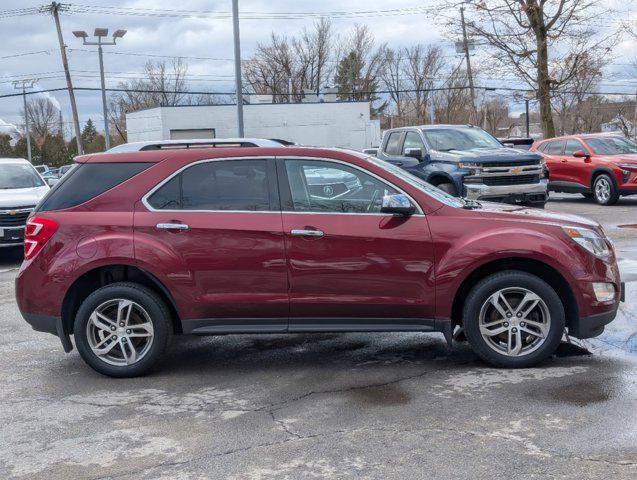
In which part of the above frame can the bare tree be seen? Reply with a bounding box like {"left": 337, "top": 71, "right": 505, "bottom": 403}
{"left": 293, "top": 18, "right": 334, "bottom": 94}
{"left": 244, "top": 33, "right": 296, "bottom": 102}
{"left": 23, "top": 97, "right": 59, "bottom": 144}
{"left": 433, "top": 64, "right": 474, "bottom": 125}
{"left": 401, "top": 45, "right": 445, "bottom": 123}
{"left": 451, "top": 0, "right": 616, "bottom": 138}
{"left": 108, "top": 58, "right": 190, "bottom": 142}
{"left": 381, "top": 48, "right": 406, "bottom": 121}
{"left": 481, "top": 97, "right": 510, "bottom": 135}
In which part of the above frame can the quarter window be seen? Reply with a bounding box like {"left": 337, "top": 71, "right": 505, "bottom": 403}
{"left": 284, "top": 159, "right": 399, "bottom": 213}
{"left": 545, "top": 140, "right": 565, "bottom": 155}
{"left": 147, "top": 160, "right": 271, "bottom": 211}
{"left": 384, "top": 132, "right": 403, "bottom": 155}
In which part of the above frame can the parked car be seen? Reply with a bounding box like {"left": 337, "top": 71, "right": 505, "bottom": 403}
{"left": 531, "top": 134, "right": 637, "bottom": 205}
{"left": 377, "top": 125, "right": 548, "bottom": 208}
{"left": 16, "top": 146, "right": 623, "bottom": 376}
{"left": 34, "top": 165, "right": 51, "bottom": 175}
{"left": 362, "top": 147, "right": 378, "bottom": 156}
{"left": 41, "top": 169, "right": 60, "bottom": 187}
{"left": 57, "top": 164, "right": 74, "bottom": 177}
{"left": 0, "top": 158, "right": 49, "bottom": 249}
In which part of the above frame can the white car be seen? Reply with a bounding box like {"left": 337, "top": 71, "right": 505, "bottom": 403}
{"left": 0, "top": 158, "right": 50, "bottom": 248}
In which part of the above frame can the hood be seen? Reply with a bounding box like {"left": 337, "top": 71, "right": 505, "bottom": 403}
{"left": 475, "top": 201, "right": 600, "bottom": 230}
{"left": 0, "top": 185, "right": 49, "bottom": 209}
{"left": 608, "top": 153, "right": 637, "bottom": 165}
{"left": 430, "top": 147, "right": 542, "bottom": 164}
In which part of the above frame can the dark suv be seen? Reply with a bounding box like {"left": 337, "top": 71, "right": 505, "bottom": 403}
{"left": 16, "top": 147, "right": 622, "bottom": 376}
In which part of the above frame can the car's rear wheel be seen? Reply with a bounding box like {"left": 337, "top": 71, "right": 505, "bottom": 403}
{"left": 463, "top": 271, "right": 565, "bottom": 368}
{"left": 74, "top": 282, "right": 172, "bottom": 377}
{"left": 592, "top": 174, "right": 619, "bottom": 205}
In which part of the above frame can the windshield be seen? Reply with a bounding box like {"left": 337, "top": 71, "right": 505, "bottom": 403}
{"left": 423, "top": 127, "right": 502, "bottom": 151}
{"left": 0, "top": 163, "right": 45, "bottom": 189}
{"left": 586, "top": 137, "right": 637, "bottom": 155}
{"left": 358, "top": 153, "right": 465, "bottom": 208}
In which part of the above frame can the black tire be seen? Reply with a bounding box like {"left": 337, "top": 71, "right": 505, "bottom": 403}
{"left": 73, "top": 282, "right": 172, "bottom": 377}
{"left": 436, "top": 182, "right": 458, "bottom": 196}
{"left": 462, "top": 271, "right": 565, "bottom": 368}
{"left": 592, "top": 174, "right": 619, "bottom": 205}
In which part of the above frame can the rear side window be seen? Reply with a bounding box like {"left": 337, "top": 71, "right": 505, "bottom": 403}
{"left": 384, "top": 132, "right": 403, "bottom": 155}
{"left": 37, "top": 163, "right": 152, "bottom": 212}
{"left": 147, "top": 159, "right": 271, "bottom": 211}
{"left": 564, "top": 139, "right": 585, "bottom": 155}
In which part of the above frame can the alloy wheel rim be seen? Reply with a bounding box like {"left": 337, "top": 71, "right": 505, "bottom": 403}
{"left": 478, "top": 287, "right": 551, "bottom": 357}
{"left": 86, "top": 299, "right": 154, "bottom": 366}
{"left": 595, "top": 178, "right": 610, "bottom": 202}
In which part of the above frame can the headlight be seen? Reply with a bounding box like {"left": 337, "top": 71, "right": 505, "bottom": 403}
{"left": 617, "top": 163, "right": 637, "bottom": 171}
{"left": 562, "top": 226, "right": 610, "bottom": 257}
{"left": 458, "top": 162, "right": 481, "bottom": 169}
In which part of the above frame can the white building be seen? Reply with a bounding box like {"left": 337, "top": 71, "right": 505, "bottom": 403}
{"left": 125, "top": 101, "right": 381, "bottom": 150}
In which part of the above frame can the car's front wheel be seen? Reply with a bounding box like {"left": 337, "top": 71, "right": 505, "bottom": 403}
{"left": 74, "top": 282, "right": 172, "bottom": 377}
{"left": 463, "top": 271, "right": 565, "bottom": 368}
{"left": 592, "top": 174, "right": 619, "bottom": 205}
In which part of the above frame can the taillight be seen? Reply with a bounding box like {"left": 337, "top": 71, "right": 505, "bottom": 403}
{"left": 24, "top": 217, "right": 58, "bottom": 260}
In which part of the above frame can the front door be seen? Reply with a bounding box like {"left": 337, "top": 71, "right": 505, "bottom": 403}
{"left": 278, "top": 157, "right": 436, "bottom": 331}
{"left": 135, "top": 158, "right": 288, "bottom": 332}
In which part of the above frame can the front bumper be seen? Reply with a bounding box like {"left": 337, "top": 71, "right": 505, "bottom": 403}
{"left": 570, "top": 281, "right": 625, "bottom": 339}
{"left": 465, "top": 179, "right": 549, "bottom": 204}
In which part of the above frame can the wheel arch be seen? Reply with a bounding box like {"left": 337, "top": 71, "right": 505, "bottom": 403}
{"left": 590, "top": 167, "right": 617, "bottom": 190}
{"left": 61, "top": 264, "right": 182, "bottom": 336}
{"left": 450, "top": 257, "right": 578, "bottom": 333}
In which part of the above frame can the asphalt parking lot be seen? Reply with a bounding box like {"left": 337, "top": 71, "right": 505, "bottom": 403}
{"left": 1, "top": 194, "right": 636, "bottom": 479}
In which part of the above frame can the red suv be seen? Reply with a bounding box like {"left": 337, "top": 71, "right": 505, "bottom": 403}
{"left": 531, "top": 134, "right": 637, "bottom": 205}
{"left": 16, "top": 147, "right": 623, "bottom": 376}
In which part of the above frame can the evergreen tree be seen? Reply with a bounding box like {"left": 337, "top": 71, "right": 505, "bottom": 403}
{"left": 40, "top": 134, "right": 72, "bottom": 167}
{"left": 13, "top": 137, "right": 40, "bottom": 163}
{"left": 0, "top": 134, "right": 14, "bottom": 157}
{"left": 81, "top": 119, "right": 98, "bottom": 146}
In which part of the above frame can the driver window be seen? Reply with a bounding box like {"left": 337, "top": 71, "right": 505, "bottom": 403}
{"left": 564, "top": 139, "right": 585, "bottom": 156}
{"left": 402, "top": 131, "right": 425, "bottom": 154}
{"left": 284, "top": 159, "right": 399, "bottom": 213}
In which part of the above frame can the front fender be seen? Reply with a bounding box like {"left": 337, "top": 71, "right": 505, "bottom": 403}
{"left": 433, "top": 226, "right": 583, "bottom": 319}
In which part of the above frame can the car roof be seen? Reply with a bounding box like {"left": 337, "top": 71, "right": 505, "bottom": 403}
{"left": 0, "top": 157, "right": 30, "bottom": 164}
{"left": 386, "top": 124, "right": 480, "bottom": 132}
{"left": 76, "top": 146, "right": 355, "bottom": 164}
{"left": 538, "top": 133, "right": 624, "bottom": 143}
{"left": 106, "top": 138, "right": 286, "bottom": 153}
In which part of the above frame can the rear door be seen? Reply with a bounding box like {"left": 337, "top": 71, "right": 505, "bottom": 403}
{"left": 277, "top": 156, "right": 436, "bottom": 330}
{"left": 134, "top": 158, "right": 289, "bottom": 332}
{"left": 379, "top": 131, "right": 408, "bottom": 166}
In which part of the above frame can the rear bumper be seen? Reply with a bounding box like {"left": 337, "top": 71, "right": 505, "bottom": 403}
{"left": 464, "top": 179, "right": 548, "bottom": 204}
{"left": 22, "top": 312, "right": 73, "bottom": 352}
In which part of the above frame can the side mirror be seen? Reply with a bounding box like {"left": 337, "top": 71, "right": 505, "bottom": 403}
{"left": 380, "top": 194, "right": 416, "bottom": 216}
{"left": 404, "top": 148, "right": 424, "bottom": 161}
{"left": 573, "top": 150, "right": 590, "bottom": 159}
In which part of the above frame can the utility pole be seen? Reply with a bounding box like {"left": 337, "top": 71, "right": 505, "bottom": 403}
{"left": 12, "top": 79, "right": 38, "bottom": 163}
{"left": 73, "top": 28, "right": 127, "bottom": 150}
{"left": 231, "top": 0, "right": 244, "bottom": 137}
{"left": 460, "top": 5, "right": 477, "bottom": 124}
{"left": 42, "top": 2, "right": 83, "bottom": 154}
{"left": 525, "top": 99, "right": 530, "bottom": 137}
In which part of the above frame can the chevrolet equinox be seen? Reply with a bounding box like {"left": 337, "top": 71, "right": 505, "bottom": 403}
{"left": 16, "top": 147, "right": 623, "bottom": 376}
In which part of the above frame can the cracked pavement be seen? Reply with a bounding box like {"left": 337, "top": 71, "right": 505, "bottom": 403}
{"left": 1, "top": 194, "right": 637, "bottom": 479}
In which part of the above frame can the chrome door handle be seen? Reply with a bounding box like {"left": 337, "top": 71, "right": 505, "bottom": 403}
{"left": 156, "top": 223, "right": 189, "bottom": 231}
{"left": 290, "top": 229, "right": 324, "bottom": 237}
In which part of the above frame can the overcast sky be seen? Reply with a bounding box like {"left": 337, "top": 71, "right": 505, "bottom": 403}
{"left": 0, "top": 0, "right": 635, "bottom": 138}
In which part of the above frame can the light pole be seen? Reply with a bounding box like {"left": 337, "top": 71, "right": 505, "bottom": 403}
{"left": 231, "top": 0, "right": 244, "bottom": 137}
{"left": 13, "top": 79, "right": 38, "bottom": 163}
{"left": 73, "top": 28, "right": 126, "bottom": 150}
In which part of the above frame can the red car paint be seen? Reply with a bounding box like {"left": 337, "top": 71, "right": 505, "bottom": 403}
{"left": 530, "top": 133, "right": 637, "bottom": 197}
{"left": 16, "top": 147, "right": 621, "bottom": 346}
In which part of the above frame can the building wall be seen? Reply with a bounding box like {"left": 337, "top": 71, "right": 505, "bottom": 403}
{"left": 126, "top": 102, "right": 381, "bottom": 149}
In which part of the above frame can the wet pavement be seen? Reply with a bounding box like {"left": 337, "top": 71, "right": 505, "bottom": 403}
{"left": 1, "top": 193, "right": 636, "bottom": 479}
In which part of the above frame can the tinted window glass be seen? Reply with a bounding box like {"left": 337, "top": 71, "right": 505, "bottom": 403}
{"left": 147, "top": 175, "right": 181, "bottom": 210}
{"left": 384, "top": 132, "right": 403, "bottom": 155}
{"left": 422, "top": 127, "right": 501, "bottom": 151}
{"left": 149, "top": 160, "right": 271, "bottom": 211}
{"left": 0, "top": 164, "right": 44, "bottom": 189}
{"left": 545, "top": 141, "right": 564, "bottom": 155}
{"left": 37, "top": 163, "right": 151, "bottom": 212}
{"left": 586, "top": 137, "right": 637, "bottom": 155}
{"left": 564, "top": 139, "right": 585, "bottom": 156}
{"left": 285, "top": 159, "right": 398, "bottom": 213}
{"left": 537, "top": 142, "right": 549, "bottom": 152}
{"left": 402, "top": 131, "right": 425, "bottom": 153}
